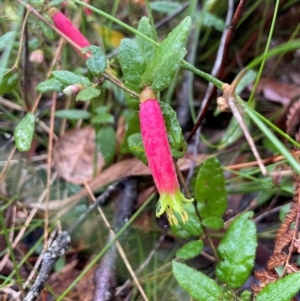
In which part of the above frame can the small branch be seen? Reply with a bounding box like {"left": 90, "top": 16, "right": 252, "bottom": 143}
{"left": 186, "top": 0, "right": 248, "bottom": 142}
{"left": 102, "top": 73, "right": 140, "bottom": 99}
{"left": 23, "top": 232, "right": 71, "bottom": 301}
{"left": 217, "top": 77, "right": 267, "bottom": 176}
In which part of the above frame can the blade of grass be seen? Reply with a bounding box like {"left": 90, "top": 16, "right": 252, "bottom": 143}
{"left": 248, "top": 0, "right": 280, "bottom": 105}
{"left": 244, "top": 100, "right": 300, "bottom": 174}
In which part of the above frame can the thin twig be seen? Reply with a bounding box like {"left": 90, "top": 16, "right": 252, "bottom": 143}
{"left": 43, "top": 92, "right": 56, "bottom": 247}
{"left": 186, "top": 0, "right": 248, "bottom": 142}
{"left": 218, "top": 77, "right": 267, "bottom": 175}
{"left": 102, "top": 73, "right": 140, "bottom": 99}
{"left": 83, "top": 182, "right": 149, "bottom": 301}
{"left": 186, "top": 0, "right": 234, "bottom": 185}
{"left": 23, "top": 229, "right": 58, "bottom": 290}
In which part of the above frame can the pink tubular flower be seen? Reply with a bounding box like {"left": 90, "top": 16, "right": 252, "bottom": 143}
{"left": 49, "top": 8, "right": 91, "bottom": 58}
{"left": 139, "top": 87, "right": 194, "bottom": 225}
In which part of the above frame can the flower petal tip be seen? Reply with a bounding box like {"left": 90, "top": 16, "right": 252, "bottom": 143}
{"left": 155, "top": 191, "right": 194, "bottom": 225}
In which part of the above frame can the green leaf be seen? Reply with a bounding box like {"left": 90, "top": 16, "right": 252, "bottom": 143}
{"left": 202, "top": 216, "right": 223, "bottom": 230}
{"left": 256, "top": 189, "right": 275, "bottom": 206}
{"left": 235, "top": 69, "right": 257, "bottom": 94}
{"left": 160, "top": 101, "right": 184, "bottom": 149}
{"left": 36, "top": 78, "right": 65, "bottom": 93}
{"left": 91, "top": 113, "right": 114, "bottom": 124}
{"left": 171, "top": 203, "right": 203, "bottom": 239}
{"left": 173, "top": 261, "right": 223, "bottom": 301}
{"left": 84, "top": 45, "right": 107, "bottom": 76}
{"left": 96, "top": 126, "right": 116, "bottom": 165}
{"left": 75, "top": 86, "right": 101, "bottom": 101}
{"left": 95, "top": 106, "right": 110, "bottom": 115}
{"left": 216, "top": 212, "right": 257, "bottom": 288}
{"left": 121, "top": 112, "right": 140, "bottom": 154}
{"left": 171, "top": 146, "right": 184, "bottom": 159}
{"left": 176, "top": 240, "right": 203, "bottom": 260}
{"left": 240, "top": 290, "right": 251, "bottom": 301}
{"left": 200, "top": 11, "right": 225, "bottom": 32}
{"left": 14, "top": 113, "right": 35, "bottom": 152}
{"left": 0, "top": 69, "right": 18, "bottom": 94}
{"left": 40, "top": 17, "right": 56, "bottom": 41}
{"left": 49, "top": 0, "right": 64, "bottom": 6}
{"left": 149, "top": 1, "right": 181, "bottom": 14}
{"left": 151, "top": 47, "right": 186, "bottom": 91}
{"left": 142, "top": 16, "right": 191, "bottom": 91}
{"left": 0, "top": 32, "right": 15, "bottom": 51}
{"left": 52, "top": 70, "right": 91, "bottom": 86}
{"left": 118, "top": 38, "right": 146, "bottom": 86}
{"left": 136, "top": 17, "right": 156, "bottom": 63}
{"left": 55, "top": 109, "right": 91, "bottom": 120}
{"left": 128, "top": 133, "right": 147, "bottom": 164}
{"left": 195, "top": 156, "right": 227, "bottom": 218}
{"left": 256, "top": 273, "right": 300, "bottom": 301}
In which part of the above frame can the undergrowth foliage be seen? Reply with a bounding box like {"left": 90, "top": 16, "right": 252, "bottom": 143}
{"left": 1, "top": 1, "right": 300, "bottom": 301}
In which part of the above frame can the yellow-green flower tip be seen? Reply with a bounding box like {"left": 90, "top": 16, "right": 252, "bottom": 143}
{"left": 156, "top": 190, "right": 194, "bottom": 225}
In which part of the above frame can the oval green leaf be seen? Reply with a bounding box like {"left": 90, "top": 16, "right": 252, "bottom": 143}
{"left": 195, "top": 156, "right": 227, "bottom": 218}
{"left": 202, "top": 216, "right": 224, "bottom": 230}
{"left": 55, "top": 109, "right": 91, "bottom": 120}
{"left": 216, "top": 212, "right": 257, "bottom": 288}
{"left": 141, "top": 16, "right": 191, "bottom": 91}
{"left": 0, "top": 69, "right": 18, "bottom": 94}
{"left": 176, "top": 240, "right": 204, "bottom": 260}
{"left": 96, "top": 126, "right": 116, "bottom": 165}
{"left": 0, "top": 32, "right": 15, "bottom": 51}
{"left": 76, "top": 86, "right": 101, "bottom": 101}
{"left": 52, "top": 70, "right": 91, "bottom": 86}
{"left": 128, "top": 133, "right": 147, "bottom": 164}
{"left": 14, "top": 113, "right": 35, "bottom": 152}
{"left": 149, "top": 1, "right": 181, "bottom": 14}
{"left": 256, "top": 273, "right": 300, "bottom": 301}
{"left": 136, "top": 17, "right": 156, "bottom": 63}
{"left": 160, "top": 101, "right": 184, "bottom": 150}
{"left": 91, "top": 113, "right": 114, "bottom": 124}
{"left": 120, "top": 112, "right": 140, "bottom": 154}
{"left": 36, "top": 78, "right": 65, "bottom": 93}
{"left": 84, "top": 45, "right": 107, "bottom": 76}
{"left": 172, "top": 261, "right": 223, "bottom": 301}
{"left": 118, "top": 38, "right": 146, "bottom": 86}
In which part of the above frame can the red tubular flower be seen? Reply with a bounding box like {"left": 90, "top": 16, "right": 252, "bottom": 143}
{"left": 139, "top": 87, "right": 194, "bottom": 225}
{"left": 49, "top": 8, "right": 91, "bottom": 58}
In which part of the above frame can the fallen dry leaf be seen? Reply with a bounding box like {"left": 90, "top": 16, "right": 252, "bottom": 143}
{"left": 53, "top": 127, "right": 105, "bottom": 184}
{"left": 254, "top": 78, "right": 300, "bottom": 105}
